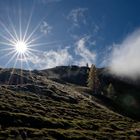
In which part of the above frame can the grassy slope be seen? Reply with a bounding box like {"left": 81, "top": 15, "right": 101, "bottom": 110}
{"left": 0, "top": 76, "right": 140, "bottom": 140}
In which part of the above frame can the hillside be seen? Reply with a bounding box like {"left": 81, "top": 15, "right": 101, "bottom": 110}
{"left": 41, "top": 66, "right": 140, "bottom": 119}
{"left": 0, "top": 66, "right": 140, "bottom": 139}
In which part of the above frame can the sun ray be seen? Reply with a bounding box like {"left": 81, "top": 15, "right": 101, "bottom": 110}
{"left": 27, "top": 41, "right": 61, "bottom": 48}
{"left": 4, "top": 52, "right": 18, "bottom": 68}
{"left": 20, "top": 55, "right": 23, "bottom": 85}
{"left": 0, "top": 48, "right": 15, "bottom": 52}
{"left": 0, "top": 20, "right": 17, "bottom": 43}
{"left": 0, "top": 51, "right": 18, "bottom": 75}
{"left": 25, "top": 34, "right": 45, "bottom": 45}
{"left": 7, "top": 12, "right": 19, "bottom": 41}
{"left": 25, "top": 22, "right": 42, "bottom": 43}
{"left": 25, "top": 50, "right": 38, "bottom": 58}
{"left": 23, "top": 2, "right": 35, "bottom": 42}
{"left": 27, "top": 39, "right": 70, "bottom": 48}
{"left": 18, "top": 1, "right": 22, "bottom": 41}
{"left": 27, "top": 48, "right": 42, "bottom": 53}
{"left": 7, "top": 53, "right": 19, "bottom": 85}
{"left": 0, "top": 41, "right": 16, "bottom": 47}
{"left": 0, "top": 50, "right": 16, "bottom": 60}
{"left": 25, "top": 15, "right": 47, "bottom": 43}
{"left": 23, "top": 53, "right": 38, "bottom": 89}
{"left": 0, "top": 33, "right": 16, "bottom": 44}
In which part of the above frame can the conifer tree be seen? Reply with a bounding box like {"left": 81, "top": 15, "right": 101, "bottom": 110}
{"left": 87, "top": 64, "right": 100, "bottom": 94}
{"left": 107, "top": 83, "right": 115, "bottom": 98}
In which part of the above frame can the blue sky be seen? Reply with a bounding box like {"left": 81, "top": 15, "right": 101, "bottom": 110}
{"left": 0, "top": 0, "right": 140, "bottom": 70}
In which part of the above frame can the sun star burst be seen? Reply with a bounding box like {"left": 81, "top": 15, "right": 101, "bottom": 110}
{"left": 0, "top": 4, "right": 57, "bottom": 84}
{"left": 15, "top": 41, "right": 28, "bottom": 54}
{"left": 0, "top": 0, "right": 64, "bottom": 87}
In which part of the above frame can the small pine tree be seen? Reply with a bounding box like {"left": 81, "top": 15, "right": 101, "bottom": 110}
{"left": 107, "top": 83, "right": 115, "bottom": 98}
{"left": 87, "top": 64, "right": 100, "bottom": 94}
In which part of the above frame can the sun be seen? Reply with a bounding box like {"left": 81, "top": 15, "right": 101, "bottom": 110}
{"left": 0, "top": 6, "right": 51, "bottom": 70}
{"left": 15, "top": 41, "right": 28, "bottom": 54}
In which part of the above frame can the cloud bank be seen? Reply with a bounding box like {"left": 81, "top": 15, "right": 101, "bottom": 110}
{"left": 109, "top": 29, "right": 140, "bottom": 79}
{"left": 30, "top": 48, "right": 73, "bottom": 69}
{"left": 29, "top": 36, "right": 96, "bottom": 69}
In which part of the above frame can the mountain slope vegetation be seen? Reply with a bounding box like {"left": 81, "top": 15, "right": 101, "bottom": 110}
{"left": 0, "top": 66, "right": 140, "bottom": 139}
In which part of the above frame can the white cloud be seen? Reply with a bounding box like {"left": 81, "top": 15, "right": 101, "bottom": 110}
{"left": 30, "top": 47, "right": 73, "bottom": 69}
{"left": 29, "top": 37, "right": 96, "bottom": 69}
{"left": 75, "top": 37, "right": 96, "bottom": 66}
{"left": 67, "top": 8, "right": 88, "bottom": 27}
{"left": 40, "top": 21, "right": 52, "bottom": 35}
{"left": 109, "top": 29, "right": 140, "bottom": 79}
